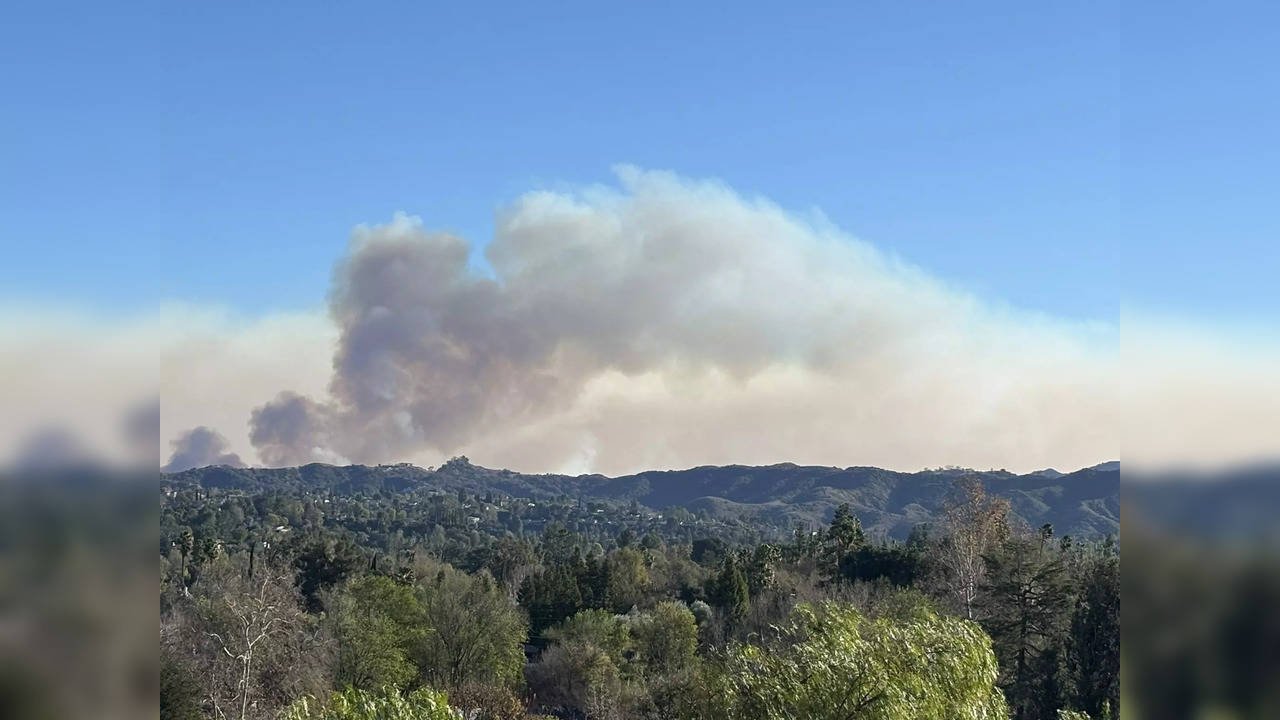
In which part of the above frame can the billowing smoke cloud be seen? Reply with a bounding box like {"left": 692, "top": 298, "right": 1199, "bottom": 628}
{"left": 2, "top": 171, "right": 1274, "bottom": 475}
{"left": 249, "top": 168, "right": 972, "bottom": 466}
{"left": 163, "top": 426, "right": 244, "bottom": 472}
{"left": 249, "top": 392, "right": 342, "bottom": 467}
{"left": 232, "top": 168, "right": 1278, "bottom": 475}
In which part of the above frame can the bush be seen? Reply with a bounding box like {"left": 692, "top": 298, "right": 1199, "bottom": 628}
{"left": 447, "top": 682, "right": 527, "bottom": 720}
{"left": 279, "top": 687, "right": 461, "bottom": 720}
{"left": 526, "top": 642, "right": 622, "bottom": 718}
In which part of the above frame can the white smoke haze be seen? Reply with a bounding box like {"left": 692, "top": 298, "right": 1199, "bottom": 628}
{"left": 224, "top": 167, "right": 1277, "bottom": 474}
{"left": 160, "top": 308, "right": 336, "bottom": 467}
{"left": 3, "top": 169, "right": 1274, "bottom": 475}
{"left": 0, "top": 308, "right": 165, "bottom": 469}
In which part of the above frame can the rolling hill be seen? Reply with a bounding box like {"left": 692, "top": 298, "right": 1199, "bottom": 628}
{"left": 165, "top": 458, "right": 1119, "bottom": 540}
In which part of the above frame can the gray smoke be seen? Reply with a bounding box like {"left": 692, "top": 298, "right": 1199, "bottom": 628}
{"left": 247, "top": 168, "right": 1000, "bottom": 467}
{"left": 164, "top": 426, "right": 244, "bottom": 472}
{"left": 249, "top": 392, "right": 338, "bottom": 467}
{"left": 239, "top": 167, "right": 1279, "bottom": 474}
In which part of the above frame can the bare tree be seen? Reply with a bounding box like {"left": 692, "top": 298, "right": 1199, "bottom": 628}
{"left": 170, "top": 559, "right": 327, "bottom": 720}
{"left": 937, "top": 476, "right": 1010, "bottom": 619}
{"left": 205, "top": 572, "right": 299, "bottom": 720}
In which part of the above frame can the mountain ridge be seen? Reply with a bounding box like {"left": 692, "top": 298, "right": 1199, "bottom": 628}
{"left": 164, "top": 459, "right": 1119, "bottom": 540}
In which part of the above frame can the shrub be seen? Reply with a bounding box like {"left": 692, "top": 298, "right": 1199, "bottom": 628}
{"left": 279, "top": 687, "right": 461, "bottom": 720}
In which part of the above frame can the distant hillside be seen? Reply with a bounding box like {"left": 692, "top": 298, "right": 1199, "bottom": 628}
{"left": 1124, "top": 462, "right": 1280, "bottom": 542}
{"left": 165, "top": 459, "right": 1120, "bottom": 540}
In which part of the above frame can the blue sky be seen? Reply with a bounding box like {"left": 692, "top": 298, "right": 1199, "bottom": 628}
{"left": 2, "top": 1, "right": 1277, "bottom": 323}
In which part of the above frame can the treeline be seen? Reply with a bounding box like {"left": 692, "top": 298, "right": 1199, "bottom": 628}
{"left": 160, "top": 477, "right": 1118, "bottom": 719}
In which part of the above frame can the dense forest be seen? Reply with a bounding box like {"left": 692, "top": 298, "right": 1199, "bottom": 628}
{"left": 167, "top": 458, "right": 1119, "bottom": 541}
{"left": 161, "top": 461, "right": 1119, "bottom": 720}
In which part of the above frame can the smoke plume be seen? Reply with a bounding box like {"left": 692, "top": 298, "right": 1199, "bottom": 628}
{"left": 223, "top": 168, "right": 1278, "bottom": 474}
{"left": 163, "top": 426, "right": 244, "bottom": 472}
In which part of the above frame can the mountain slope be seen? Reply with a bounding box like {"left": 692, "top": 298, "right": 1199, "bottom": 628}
{"left": 165, "top": 459, "right": 1119, "bottom": 540}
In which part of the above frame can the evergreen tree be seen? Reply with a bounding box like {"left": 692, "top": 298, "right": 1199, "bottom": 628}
{"left": 744, "top": 543, "right": 781, "bottom": 595}
{"left": 1067, "top": 545, "right": 1120, "bottom": 718}
{"left": 708, "top": 554, "right": 749, "bottom": 623}
{"left": 983, "top": 533, "right": 1071, "bottom": 720}
{"left": 178, "top": 528, "right": 194, "bottom": 585}
{"left": 821, "top": 503, "right": 866, "bottom": 582}
{"left": 520, "top": 565, "right": 584, "bottom": 638}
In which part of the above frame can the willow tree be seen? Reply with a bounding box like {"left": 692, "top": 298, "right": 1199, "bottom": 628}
{"left": 690, "top": 601, "right": 1008, "bottom": 720}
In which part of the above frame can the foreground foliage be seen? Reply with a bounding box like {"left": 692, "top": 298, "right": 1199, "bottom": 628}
{"left": 279, "top": 687, "right": 460, "bottom": 720}
{"left": 160, "top": 470, "right": 1118, "bottom": 719}
{"left": 689, "top": 602, "right": 1008, "bottom": 720}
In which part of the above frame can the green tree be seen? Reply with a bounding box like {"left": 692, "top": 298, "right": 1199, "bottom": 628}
{"left": 330, "top": 576, "right": 426, "bottom": 691}
{"left": 983, "top": 534, "right": 1070, "bottom": 720}
{"left": 480, "top": 537, "right": 535, "bottom": 598}
{"left": 547, "top": 609, "right": 630, "bottom": 665}
{"left": 295, "top": 538, "right": 365, "bottom": 612}
{"left": 689, "top": 602, "right": 1007, "bottom": 720}
{"left": 822, "top": 503, "right": 865, "bottom": 580}
{"left": 160, "top": 649, "right": 203, "bottom": 720}
{"left": 178, "top": 528, "right": 194, "bottom": 586}
{"left": 628, "top": 601, "right": 698, "bottom": 676}
{"left": 743, "top": 544, "right": 781, "bottom": 596}
{"left": 576, "top": 550, "right": 609, "bottom": 610}
{"left": 1067, "top": 547, "right": 1119, "bottom": 719}
{"left": 414, "top": 565, "right": 527, "bottom": 691}
{"left": 520, "top": 565, "right": 584, "bottom": 638}
{"left": 604, "top": 546, "right": 650, "bottom": 612}
{"left": 539, "top": 523, "right": 580, "bottom": 565}
{"left": 707, "top": 554, "right": 749, "bottom": 623}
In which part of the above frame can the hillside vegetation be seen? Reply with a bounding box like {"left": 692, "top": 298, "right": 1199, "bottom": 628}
{"left": 166, "top": 458, "right": 1118, "bottom": 540}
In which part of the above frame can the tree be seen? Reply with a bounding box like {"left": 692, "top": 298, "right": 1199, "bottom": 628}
{"left": 179, "top": 528, "right": 195, "bottom": 586}
{"left": 329, "top": 576, "right": 426, "bottom": 691}
{"left": 193, "top": 567, "right": 309, "bottom": 720}
{"left": 294, "top": 538, "right": 364, "bottom": 612}
{"left": 841, "top": 543, "right": 922, "bottom": 587}
{"left": 520, "top": 565, "right": 583, "bottom": 638}
{"left": 604, "top": 546, "right": 650, "bottom": 612}
{"left": 547, "top": 609, "right": 630, "bottom": 665}
{"left": 480, "top": 537, "right": 536, "bottom": 601}
{"left": 1030, "top": 642, "right": 1071, "bottom": 720}
{"left": 414, "top": 564, "right": 527, "bottom": 691}
{"left": 939, "top": 477, "right": 1010, "bottom": 619}
{"left": 707, "top": 554, "right": 749, "bottom": 624}
{"left": 526, "top": 641, "right": 622, "bottom": 719}
{"left": 822, "top": 504, "right": 865, "bottom": 580}
{"left": 628, "top": 601, "right": 698, "bottom": 676}
{"left": 539, "top": 523, "right": 580, "bottom": 565}
{"left": 983, "top": 533, "right": 1070, "bottom": 720}
{"left": 743, "top": 544, "right": 781, "bottom": 596}
{"left": 689, "top": 601, "right": 1007, "bottom": 720}
{"left": 691, "top": 537, "right": 729, "bottom": 565}
{"left": 1067, "top": 547, "right": 1119, "bottom": 719}
{"left": 576, "top": 550, "right": 609, "bottom": 610}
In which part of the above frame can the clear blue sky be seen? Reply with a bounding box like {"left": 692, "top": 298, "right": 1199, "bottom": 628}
{"left": 2, "top": 1, "right": 1277, "bottom": 323}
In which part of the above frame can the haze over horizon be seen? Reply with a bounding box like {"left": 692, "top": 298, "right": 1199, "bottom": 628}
{"left": 153, "top": 168, "right": 1278, "bottom": 474}
{"left": 2, "top": 3, "right": 1277, "bottom": 475}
